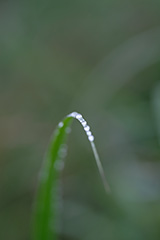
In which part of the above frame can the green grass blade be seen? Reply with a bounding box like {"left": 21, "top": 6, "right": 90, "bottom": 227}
{"left": 33, "top": 112, "right": 110, "bottom": 240}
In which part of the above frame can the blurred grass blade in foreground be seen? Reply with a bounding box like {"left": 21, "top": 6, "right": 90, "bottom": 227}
{"left": 33, "top": 112, "right": 110, "bottom": 240}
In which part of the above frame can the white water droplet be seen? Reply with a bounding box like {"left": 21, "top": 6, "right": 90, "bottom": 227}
{"left": 76, "top": 114, "right": 82, "bottom": 120}
{"left": 86, "top": 131, "right": 92, "bottom": 136}
{"left": 84, "top": 125, "right": 90, "bottom": 131}
{"left": 81, "top": 121, "right": 87, "bottom": 127}
{"left": 69, "top": 112, "right": 78, "bottom": 118}
{"left": 58, "top": 122, "right": 64, "bottom": 128}
{"left": 79, "top": 118, "right": 84, "bottom": 123}
{"left": 88, "top": 135, "right": 94, "bottom": 142}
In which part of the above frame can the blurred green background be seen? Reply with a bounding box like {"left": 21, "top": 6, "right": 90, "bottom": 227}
{"left": 1, "top": 0, "right": 160, "bottom": 239}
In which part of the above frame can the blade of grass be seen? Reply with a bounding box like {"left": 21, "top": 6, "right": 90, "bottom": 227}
{"left": 32, "top": 112, "right": 110, "bottom": 240}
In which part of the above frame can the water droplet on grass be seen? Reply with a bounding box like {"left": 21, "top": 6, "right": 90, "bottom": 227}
{"left": 79, "top": 118, "right": 84, "bottom": 123}
{"left": 84, "top": 125, "right": 90, "bottom": 131}
{"left": 76, "top": 114, "right": 82, "bottom": 120}
{"left": 82, "top": 121, "right": 87, "bottom": 127}
{"left": 72, "top": 112, "right": 78, "bottom": 117}
{"left": 88, "top": 135, "right": 94, "bottom": 142}
{"left": 86, "top": 131, "right": 92, "bottom": 136}
{"left": 58, "top": 122, "right": 64, "bottom": 128}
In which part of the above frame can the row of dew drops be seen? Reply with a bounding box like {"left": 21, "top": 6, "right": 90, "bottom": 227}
{"left": 55, "top": 112, "right": 96, "bottom": 221}
{"left": 68, "top": 112, "right": 94, "bottom": 142}
{"left": 56, "top": 112, "right": 94, "bottom": 171}
{"left": 57, "top": 112, "right": 110, "bottom": 192}
{"left": 58, "top": 112, "right": 94, "bottom": 142}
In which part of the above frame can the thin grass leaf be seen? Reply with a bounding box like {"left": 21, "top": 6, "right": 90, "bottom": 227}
{"left": 32, "top": 112, "right": 110, "bottom": 240}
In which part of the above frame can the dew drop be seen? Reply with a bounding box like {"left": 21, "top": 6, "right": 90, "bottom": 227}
{"left": 86, "top": 131, "right": 92, "bottom": 136}
{"left": 84, "top": 125, "right": 90, "bottom": 131}
{"left": 79, "top": 117, "right": 84, "bottom": 123}
{"left": 69, "top": 112, "right": 78, "bottom": 118}
{"left": 58, "top": 122, "right": 64, "bottom": 128}
{"left": 76, "top": 114, "right": 82, "bottom": 120}
{"left": 81, "top": 121, "right": 87, "bottom": 127}
{"left": 88, "top": 135, "right": 94, "bottom": 142}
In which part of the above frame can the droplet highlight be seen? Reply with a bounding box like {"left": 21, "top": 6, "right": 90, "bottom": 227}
{"left": 58, "top": 122, "right": 64, "bottom": 128}
{"left": 84, "top": 125, "right": 90, "bottom": 132}
{"left": 88, "top": 135, "right": 94, "bottom": 142}
{"left": 76, "top": 114, "right": 82, "bottom": 120}
{"left": 86, "top": 131, "right": 92, "bottom": 136}
{"left": 82, "top": 121, "right": 87, "bottom": 127}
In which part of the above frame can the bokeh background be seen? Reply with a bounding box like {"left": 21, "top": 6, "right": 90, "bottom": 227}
{"left": 1, "top": 0, "right": 160, "bottom": 239}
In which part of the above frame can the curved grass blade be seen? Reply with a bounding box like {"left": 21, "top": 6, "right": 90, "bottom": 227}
{"left": 33, "top": 112, "right": 110, "bottom": 240}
